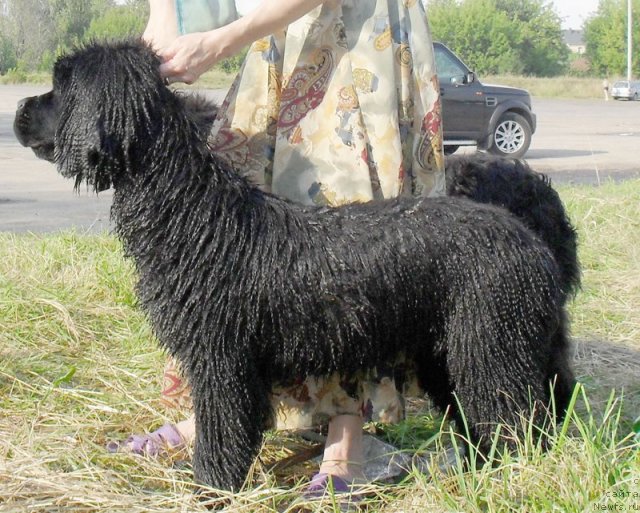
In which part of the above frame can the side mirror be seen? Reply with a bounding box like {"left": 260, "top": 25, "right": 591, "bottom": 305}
{"left": 466, "top": 72, "right": 476, "bottom": 84}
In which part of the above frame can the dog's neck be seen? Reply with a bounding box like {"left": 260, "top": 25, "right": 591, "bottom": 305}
{"left": 110, "top": 108, "right": 312, "bottom": 275}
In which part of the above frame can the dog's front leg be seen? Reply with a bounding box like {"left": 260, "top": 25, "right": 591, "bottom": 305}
{"left": 189, "top": 355, "right": 271, "bottom": 491}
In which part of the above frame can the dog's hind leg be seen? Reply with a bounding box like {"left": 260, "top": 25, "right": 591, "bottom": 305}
{"left": 448, "top": 354, "right": 549, "bottom": 459}
{"left": 545, "top": 315, "right": 576, "bottom": 420}
{"left": 188, "top": 353, "right": 271, "bottom": 491}
{"left": 443, "top": 310, "right": 553, "bottom": 459}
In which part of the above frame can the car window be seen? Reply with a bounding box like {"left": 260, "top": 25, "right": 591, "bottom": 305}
{"left": 435, "top": 48, "right": 468, "bottom": 84}
{"left": 613, "top": 81, "right": 629, "bottom": 88}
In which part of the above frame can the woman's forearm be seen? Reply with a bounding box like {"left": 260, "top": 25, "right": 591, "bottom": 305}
{"left": 143, "top": 0, "right": 179, "bottom": 49}
{"left": 214, "top": 0, "right": 326, "bottom": 59}
{"left": 157, "top": 0, "right": 327, "bottom": 83}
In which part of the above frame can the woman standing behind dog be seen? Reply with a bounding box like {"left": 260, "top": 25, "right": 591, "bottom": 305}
{"left": 120, "top": 0, "right": 445, "bottom": 498}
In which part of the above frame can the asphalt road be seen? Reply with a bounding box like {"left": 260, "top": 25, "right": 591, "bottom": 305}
{"left": 1, "top": 84, "right": 639, "bottom": 233}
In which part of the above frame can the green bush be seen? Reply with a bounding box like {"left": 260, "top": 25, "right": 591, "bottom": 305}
{"left": 1, "top": 67, "right": 27, "bottom": 83}
{"left": 83, "top": 6, "right": 146, "bottom": 41}
{"left": 0, "top": 33, "right": 17, "bottom": 74}
{"left": 37, "top": 50, "right": 58, "bottom": 73}
{"left": 216, "top": 46, "right": 248, "bottom": 74}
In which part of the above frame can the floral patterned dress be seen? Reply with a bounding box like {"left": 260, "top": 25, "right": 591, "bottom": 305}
{"left": 162, "top": 0, "right": 445, "bottom": 430}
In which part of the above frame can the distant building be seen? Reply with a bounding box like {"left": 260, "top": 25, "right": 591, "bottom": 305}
{"left": 563, "top": 29, "right": 586, "bottom": 54}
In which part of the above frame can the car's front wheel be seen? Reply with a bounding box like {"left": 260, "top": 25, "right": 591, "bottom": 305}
{"left": 488, "top": 112, "right": 532, "bottom": 159}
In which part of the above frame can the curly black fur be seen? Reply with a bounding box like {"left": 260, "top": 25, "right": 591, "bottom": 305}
{"left": 14, "top": 41, "right": 576, "bottom": 491}
{"left": 135, "top": 91, "right": 581, "bottom": 302}
{"left": 445, "top": 155, "right": 580, "bottom": 301}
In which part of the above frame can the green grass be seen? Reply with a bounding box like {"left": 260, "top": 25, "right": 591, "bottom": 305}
{"left": 0, "top": 45, "right": 246, "bottom": 87}
{"left": 1, "top": 181, "right": 639, "bottom": 512}
{"left": 185, "top": 68, "right": 237, "bottom": 89}
{"left": 0, "top": 67, "right": 236, "bottom": 88}
{"left": 483, "top": 75, "right": 608, "bottom": 99}
{"left": 1, "top": 70, "right": 621, "bottom": 100}
{"left": 0, "top": 69, "right": 52, "bottom": 85}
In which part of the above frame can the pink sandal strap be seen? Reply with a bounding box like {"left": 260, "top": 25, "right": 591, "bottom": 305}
{"left": 305, "top": 473, "right": 351, "bottom": 496}
{"left": 106, "top": 423, "right": 183, "bottom": 456}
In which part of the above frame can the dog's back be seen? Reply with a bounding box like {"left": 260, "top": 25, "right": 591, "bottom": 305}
{"left": 171, "top": 91, "right": 581, "bottom": 303}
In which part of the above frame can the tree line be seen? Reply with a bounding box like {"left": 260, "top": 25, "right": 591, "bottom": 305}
{"left": 428, "top": 0, "right": 569, "bottom": 76}
{"left": 428, "top": 0, "right": 639, "bottom": 77}
{"left": 584, "top": 0, "right": 640, "bottom": 76}
{"left": 0, "top": 0, "right": 638, "bottom": 77}
{"left": 0, "top": 0, "right": 147, "bottom": 74}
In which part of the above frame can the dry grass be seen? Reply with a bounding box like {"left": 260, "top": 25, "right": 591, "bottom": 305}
{"left": 1, "top": 181, "right": 639, "bottom": 512}
{"left": 2, "top": 71, "right": 620, "bottom": 100}
{"left": 0, "top": 68, "right": 236, "bottom": 89}
{"left": 186, "top": 69, "right": 236, "bottom": 90}
{"left": 482, "top": 75, "right": 607, "bottom": 100}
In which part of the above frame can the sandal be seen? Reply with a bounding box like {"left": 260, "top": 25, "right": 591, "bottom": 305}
{"left": 305, "top": 473, "right": 352, "bottom": 498}
{"left": 106, "top": 423, "right": 184, "bottom": 456}
{"left": 301, "top": 473, "right": 366, "bottom": 511}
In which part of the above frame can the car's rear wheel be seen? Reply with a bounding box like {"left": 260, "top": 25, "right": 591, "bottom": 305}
{"left": 488, "top": 112, "right": 532, "bottom": 159}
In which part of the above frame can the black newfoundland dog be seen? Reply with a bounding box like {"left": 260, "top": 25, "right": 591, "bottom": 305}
{"left": 14, "top": 41, "right": 577, "bottom": 491}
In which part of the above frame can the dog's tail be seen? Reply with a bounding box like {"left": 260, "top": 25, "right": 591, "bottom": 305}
{"left": 445, "top": 155, "right": 580, "bottom": 300}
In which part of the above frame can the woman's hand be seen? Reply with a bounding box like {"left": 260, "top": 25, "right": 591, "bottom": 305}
{"left": 158, "top": 31, "right": 228, "bottom": 85}
{"left": 154, "top": 0, "right": 326, "bottom": 84}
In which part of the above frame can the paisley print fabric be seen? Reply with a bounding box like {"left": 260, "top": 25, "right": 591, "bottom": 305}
{"left": 161, "top": 0, "right": 444, "bottom": 430}
{"left": 210, "top": 0, "right": 445, "bottom": 205}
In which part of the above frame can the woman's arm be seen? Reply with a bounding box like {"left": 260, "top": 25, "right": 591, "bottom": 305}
{"left": 157, "top": 0, "right": 326, "bottom": 84}
{"left": 143, "top": 0, "right": 179, "bottom": 51}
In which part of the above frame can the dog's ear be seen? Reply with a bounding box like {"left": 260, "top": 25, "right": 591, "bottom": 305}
{"left": 55, "top": 85, "right": 135, "bottom": 192}
{"left": 179, "top": 93, "right": 219, "bottom": 136}
{"left": 84, "top": 128, "right": 128, "bottom": 192}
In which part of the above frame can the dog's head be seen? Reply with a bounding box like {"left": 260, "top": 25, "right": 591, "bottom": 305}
{"left": 13, "top": 40, "right": 217, "bottom": 192}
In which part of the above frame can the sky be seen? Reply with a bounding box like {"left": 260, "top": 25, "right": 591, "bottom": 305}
{"left": 551, "top": 0, "right": 600, "bottom": 29}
